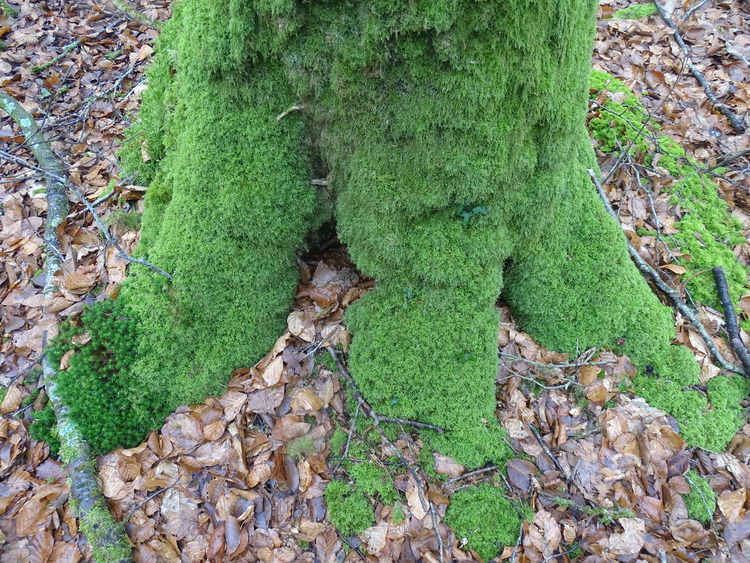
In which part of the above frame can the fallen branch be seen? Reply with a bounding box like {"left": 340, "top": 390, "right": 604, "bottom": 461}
{"left": 0, "top": 133, "right": 172, "bottom": 282}
{"left": 589, "top": 170, "right": 743, "bottom": 375}
{"left": 31, "top": 39, "right": 81, "bottom": 74}
{"left": 327, "top": 346, "right": 447, "bottom": 562}
{"left": 1, "top": 90, "right": 132, "bottom": 562}
{"left": 712, "top": 267, "right": 750, "bottom": 377}
{"left": 111, "top": 0, "right": 162, "bottom": 30}
{"left": 654, "top": 0, "right": 746, "bottom": 134}
{"left": 326, "top": 347, "right": 429, "bottom": 512}
{"left": 378, "top": 416, "right": 445, "bottom": 433}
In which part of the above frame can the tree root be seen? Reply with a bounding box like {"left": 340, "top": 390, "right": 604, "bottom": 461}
{"left": 589, "top": 170, "right": 744, "bottom": 376}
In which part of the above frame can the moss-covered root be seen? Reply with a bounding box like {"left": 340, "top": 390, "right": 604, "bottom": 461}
{"left": 502, "top": 135, "right": 686, "bottom": 375}
{"left": 345, "top": 282, "right": 513, "bottom": 469}
{"left": 116, "top": 0, "right": 321, "bottom": 426}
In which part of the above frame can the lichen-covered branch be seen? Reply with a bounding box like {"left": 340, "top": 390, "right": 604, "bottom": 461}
{"left": 588, "top": 169, "right": 743, "bottom": 376}
{"left": 0, "top": 91, "right": 132, "bottom": 562}
{"left": 0, "top": 92, "right": 69, "bottom": 295}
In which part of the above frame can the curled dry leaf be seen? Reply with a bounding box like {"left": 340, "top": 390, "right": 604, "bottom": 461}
{"left": 718, "top": 488, "right": 747, "bottom": 524}
{"left": 432, "top": 453, "right": 464, "bottom": 478}
{"left": 608, "top": 518, "right": 645, "bottom": 555}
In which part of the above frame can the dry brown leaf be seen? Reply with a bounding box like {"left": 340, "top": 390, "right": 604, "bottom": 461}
{"left": 578, "top": 364, "right": 601, "bottom": 386}
{"left": 0, "top": 383, "right": 23, "bottom": 414}
{"left": 718, "top": 488, "right": 747, "bottom": 524}
{"left": 432, "top": 453, "right": 464, "bottom": 477}
{"left": 527, "top": 509, "right": 561, "bottom": 557}
{"left": 160, "top": 488, "right": 201, "bottom": 540}
{"left": 290, "top": 388, "right": 324, "bottom": 412}
{"left": 362, "top": 522, "right": 389, "bottom": 554}
{"left": 506, "top": 458, "right": 537, "bottom": 492}
{"left": 608, "top": 518, "right": 645, "bottom": 555}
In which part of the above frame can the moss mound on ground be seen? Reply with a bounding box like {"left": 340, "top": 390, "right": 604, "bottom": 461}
{"left": 445, "top": 484, "right": 524, "bottom": 561}
{"left": 684, "top": 469, "right": 717, "bottom": 526}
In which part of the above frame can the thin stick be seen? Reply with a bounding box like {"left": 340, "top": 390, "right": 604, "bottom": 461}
{"left": 7, "top": 356, "right": 43, "bottom": 385}
{"left": 0, "top": 146, "right": 171, "bottom": 280}
{"left": 429, "top": 500, "right": 446, "bottom": 563}
{"left": 499, "top": 352, "right": 608, "bottom": 368}
{"left": 31, "top": 39, "right": 81, "bottom": 74}
{"left": 333, "top": 398, "right": 361, "bottom": 474}
{"left": 445, "top": 464, "right": 500, "bottom": 485}
{"left": 66, "top": 182, "right": 172, "bottom": 280}
{"left": 654, "top": 0, "right": 746, "bottom": 134}
{"left": 326, "top": 346, "right": 429, "bottom": 513}
{"left": 589, "top": 170, "right": 743, "bottom": 375}
{"left": 511, "top": 521, "right": 524, "bottom": 563}
{"left": 528, "top": 423, "right": 569, "bottom": 480}
{"left": 123, "top": 484, "right": 175, "bottom": 523}
{"left": 712, "top": 267, "right": 750, "bottom": 377}
{"left": 378, "top": 416, "right": 445, "bottom": 433}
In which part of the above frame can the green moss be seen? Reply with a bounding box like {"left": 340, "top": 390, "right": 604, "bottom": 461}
{"left": 76, "top": 498, "right": 133, "bottom": 562}
{"left": 634, "top": 374, "right": 749, "bottom": 451}
{"left": 103, "top": 210, "right": 142, "bottom": 231}
{"left": 588, "top": 70, "right": 748, "bottom": 310}
{"left": 29, "top": 404, "right": 61, "bottom": 457}
{"left": 286, "top": 435, "right": 316, "bottom": 460}
{"left": 613, "top": 3, "right": 658, "bottom": 19}
{"left": 348, "top": 462, "right": 398, "bottom": 505}
{"left": 390, "top": 502, "right": 405, "bottom": 524}
{"left": 324, "top": 480, "right": 375, "bottom": 537}
{"left": 684, "top": 470, "right": 717, "bottom": 526}
{"left": 445, "top": 484, "right": 524, "bottom": 561}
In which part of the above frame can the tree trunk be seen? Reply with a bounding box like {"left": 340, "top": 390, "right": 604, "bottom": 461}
{"left": 76, "top": 0, "right": 694, "bottom": 466}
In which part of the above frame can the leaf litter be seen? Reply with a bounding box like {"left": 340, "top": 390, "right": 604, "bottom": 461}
{"left": 1, "top": 0, "right": 750, "bottom": 561}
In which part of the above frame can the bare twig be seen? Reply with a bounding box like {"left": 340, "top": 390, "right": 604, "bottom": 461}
{"left": 7, "top": 356, "right": 43, "bottom": 386}
{"left": 511, "top": 521, "right": 524, "bottom": 563}
{"left": 333, "top": 398, "right": 361, "bottom": 474}
{"left": 499, "top": 352, "right": 607, "bottom": 369}
{"left": 529, "top": 423, "right": 569, "bottom": 479}
{"left": 66, "top": 182, "right": 173, "bottom": 280}
{"left": 429, "top": 501, "right": 446, "bottom": 563}
{"left": 713, "top": 267, "right": 750, "bottom": 377}
{"left": 378, "top": 416, "right": 445, "bottom": 433}
{"left": 277, "top": 104, "right": 305, "bottom": 121}
{"left": 123, "top": 484, "right": 175, "bottom": 523}
{"left": 0, "top": 123, "right": 171, "bottom": 280}
{"left": 683, "top": 0, "right": 711, "bottom": 21}
{"left": 445, "top": 464, "right": 500, "bottom": 486}
{"left": 704, "top": 149, "right": 750, "bottom": 173}
{"left": 326, "top": 347, "right": 429, "bottom": 513}
{"left": 589, "top": 170, "right": 743, "bottom": 375}
{"left": 655, "top": 0, "right": 746, "bottom": 134}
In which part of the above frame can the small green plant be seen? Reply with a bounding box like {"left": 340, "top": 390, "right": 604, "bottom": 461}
{"left": 684, "top": 470, "right": 717, "bottom": 526}
{"left": 29, "top": 403, "right": 61, "bottom": 457}
{"left": 456, "top": 203, "right": 489, "bottom": 227}
{"left": 103, "top": 209, "right": 142, "bottom": 231}
{"left": 286, "top": 435, "right": 316, "bottom": 460}
{"left": 390, "top": 502, "right": 405, "bottom": 524}
{"left": 445, "top": 484, "right": 524, "bottom": 561}
{"left": 106, "top": 49, "right": 123, "bottom": 61}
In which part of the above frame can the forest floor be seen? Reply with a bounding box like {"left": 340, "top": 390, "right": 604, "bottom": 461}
{"left": 1, "top": 0, "right": 750, "bottom": 562}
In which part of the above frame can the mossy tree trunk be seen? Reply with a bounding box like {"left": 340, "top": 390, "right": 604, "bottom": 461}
{"left": 69, "top": 0, "right": 694, "bottom": 466}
